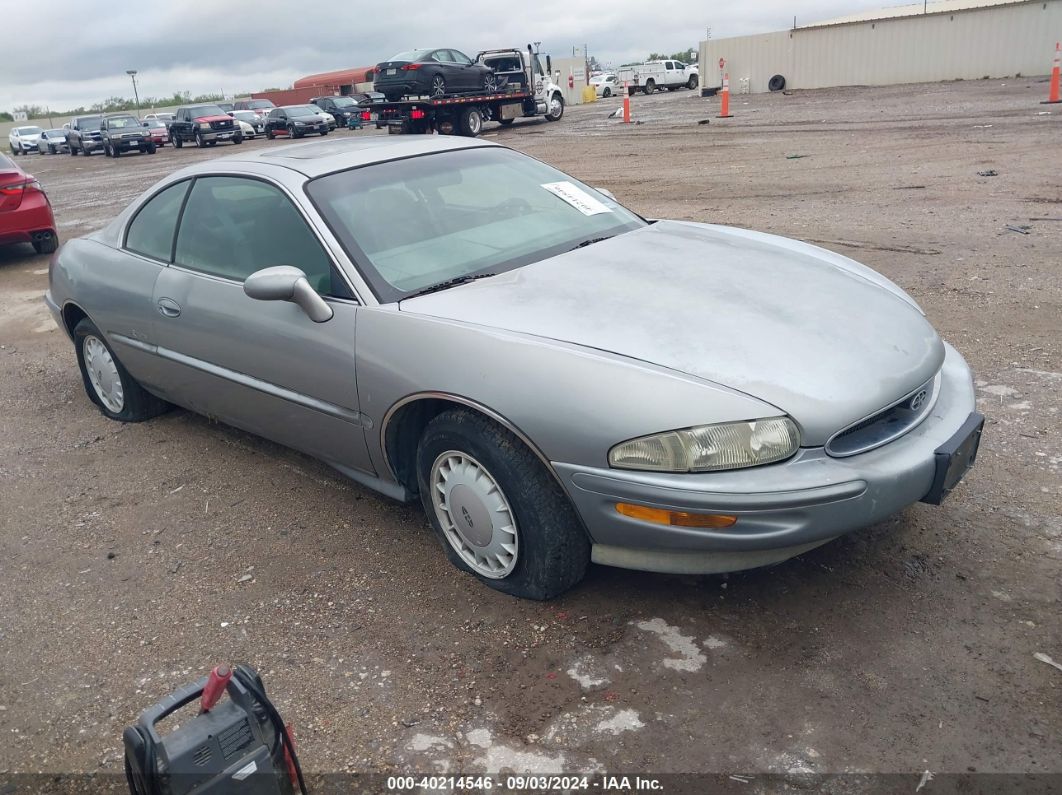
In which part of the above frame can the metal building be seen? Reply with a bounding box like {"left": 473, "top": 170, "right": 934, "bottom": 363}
{"left": 699, "top": 0, "right": 1062, "bottom": 94}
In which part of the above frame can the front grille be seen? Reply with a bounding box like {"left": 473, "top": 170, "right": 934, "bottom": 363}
{"left": 210, "top": 120, "right": 234, "bottom": 131}
{"left": 825, "top": 374, "right": 939, "bottom": 457}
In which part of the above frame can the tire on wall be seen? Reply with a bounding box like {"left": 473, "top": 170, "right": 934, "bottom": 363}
{"left": 415, "top": 408, "right": 590, "bottom": 600}
{"left": 73, "top": 318, "right": 170, "bottom": 423}
{"left": 768, "top": 74, "right": 787, "bottom": 92}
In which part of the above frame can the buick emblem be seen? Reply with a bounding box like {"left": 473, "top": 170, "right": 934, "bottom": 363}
{"left": 909, "top": 390, "right": 928, "bottom": 411}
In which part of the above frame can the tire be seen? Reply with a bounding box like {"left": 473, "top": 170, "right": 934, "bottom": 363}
{"left": 457, "top": 107, "right": 483, "bottom": 137}
{"left": 233, "top": 133, "right": 243, "bottom": 144}
{"left": 48, "top": 145, "right": 56, "bottom": 154}
{"left": 320, "top": 130, "right": 328, "bottom": 136}
{"left": 687, "top": 75, "right": 699, "bottom": 90}
{"left": 768, "top": 74, "right": 786, "bottom": 92}
{"left": 147, "top": 143, "right": 156, "bottom": 154}
{"left": 112, "top": 146, "right": 121, "bottom": 158}
{"left": 173, "top": 134, "right": 183, "bottom": 148}
{"left": 498, "top": 118, "right": 514, "bottom": 126}
{"left": 602, "top": 88, "right": 612, "bottom": 98}
{"left": 416, "top": 409, "right": 590, "bottom": 600}
{"left": 430, "top": 74, "right": 446, "bottom": 97}
{"left": 32, "top": 232, "right": 58, "bottom": 255}
{"left": 483, "top": 73, "right": 498, "bottom": 94}
{"left": 643, "top": 79, "right": 655, "bottom": 95}
{"left": 73, "top": 318, "right": 170, "bottom": 423}
{"left": 545, "top": 93, "right": 564, "bottom": 121}
{"left": 266, "top": 129, "right": 275, "bottom": 140}
{"left": 195, "top": 132, "right": 205, "bottom": 148}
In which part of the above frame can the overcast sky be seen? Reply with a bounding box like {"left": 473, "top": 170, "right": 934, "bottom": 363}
{"left": 3, "top": 0, "right": 892, "bottom": 112}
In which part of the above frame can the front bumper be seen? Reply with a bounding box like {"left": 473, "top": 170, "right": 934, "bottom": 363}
{"left": 197, "top": 129, "right": 238, "bottom": 141}
{"left": 555, "top": 342, "right": 977, "bottom": 574}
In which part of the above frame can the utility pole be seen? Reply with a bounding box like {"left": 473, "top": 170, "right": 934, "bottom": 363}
{"left": 126, "top": 70, "right": 140, "bottom": 115}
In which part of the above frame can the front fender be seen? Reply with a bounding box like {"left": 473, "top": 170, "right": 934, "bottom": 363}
{"left": 356, "top": 307, "right": 779, "bottom": 480}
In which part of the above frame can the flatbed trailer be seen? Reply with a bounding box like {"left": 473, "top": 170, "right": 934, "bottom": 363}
{"left": 365, "top": 88, "right": 556, "bottom": 137}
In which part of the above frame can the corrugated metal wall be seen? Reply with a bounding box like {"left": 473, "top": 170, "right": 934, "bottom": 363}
{"left": 700, "top": 0, "right": 1062, "bottom": 93}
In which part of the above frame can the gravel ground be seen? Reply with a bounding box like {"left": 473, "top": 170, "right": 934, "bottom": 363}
{"left": 0, "top": 79, "right": 1059, "bottom": 789}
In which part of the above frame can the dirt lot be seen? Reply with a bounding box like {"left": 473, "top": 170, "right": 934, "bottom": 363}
{"left": 1, "top": 80, "right": 1059, "bottom": 789}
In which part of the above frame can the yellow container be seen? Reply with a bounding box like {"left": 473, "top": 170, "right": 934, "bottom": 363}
{"left": 581, "top": 86, "right": 597, "bottom": 103}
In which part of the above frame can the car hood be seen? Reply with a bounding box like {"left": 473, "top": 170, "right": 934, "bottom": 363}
{"left": 193, "top": 114, "right": 233, "bottom": 123}
{"left": 400, "top": 221, "right": 945, "bottom": 445}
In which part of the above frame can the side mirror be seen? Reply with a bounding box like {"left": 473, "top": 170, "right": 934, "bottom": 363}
{"left": 546, "top": 55, "right": 552, "bottom": 74}
{"left": 243, "top": 266, "right": 333, "bottom": 323}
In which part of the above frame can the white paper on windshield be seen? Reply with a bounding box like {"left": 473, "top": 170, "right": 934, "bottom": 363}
{"left": 541, "top": 181, "right": 613, "bottom": 216}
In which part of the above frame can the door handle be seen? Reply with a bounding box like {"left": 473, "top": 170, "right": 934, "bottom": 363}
{"left": 157, "top": 298, "right": 182, "bottom": 318}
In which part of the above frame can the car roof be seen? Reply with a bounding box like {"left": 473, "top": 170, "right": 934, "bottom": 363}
{"left": 187, "top": 136, "right": 501, "bottom": 179}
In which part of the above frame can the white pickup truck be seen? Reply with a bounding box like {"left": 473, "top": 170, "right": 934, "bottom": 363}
{"left": 616, "top": 60, "right": 699, "bottom": 95}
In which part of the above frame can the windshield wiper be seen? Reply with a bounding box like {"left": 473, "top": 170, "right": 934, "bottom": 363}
{"left": 569, "top": 236, "right": 614, "bottom": 251}
{"left": 404, "top": 273, "right": 496, "bottom": 300}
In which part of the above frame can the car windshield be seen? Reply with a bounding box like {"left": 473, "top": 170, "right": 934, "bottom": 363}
{"left": 188, "top": 105, "right": 225, "bottom": 117}
{"left": 107, "top": 117, "right": 140, "bottom": 129}
{"left": 17, "top": 127, "right": 44, "bottom": 135}
{"left": 79, "top": 117, "right": 103, "bottom": 128}
{"left": 248, "top": 100, "right": 274, "bottom": 109}
{"left": 45, "top": 129, "right": 65, "bottom": 136}
{"left": 387, "top": 49, "right": 432, "bottom": 62}
{"left": 287, "top": 105, "right": 320, "bottom": 115}
{"left": 307, "top": 147, "right": 645, "bottom": 303}
{"left": 330, "top": 97, "right": 357, "bottom": 107}
{"left": 233, "top": 111, "right": 256, "bottom": 120}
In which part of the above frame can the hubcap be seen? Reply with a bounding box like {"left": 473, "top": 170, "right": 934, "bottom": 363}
{"left": 430, "top": 451, "right": 518, "bottom": 579}
{"left": 432, "top": 77, "right": 445, "bottom": 96}
{"left": 83, "top": 335, "right": 124, "bottom": 413}
{"left": 549, "top": 97, "right": 562, "bottom": 117}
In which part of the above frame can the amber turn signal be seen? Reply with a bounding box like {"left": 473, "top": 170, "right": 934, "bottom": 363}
{"left": 615, "top": 503, "right": 737, "bottom": 528}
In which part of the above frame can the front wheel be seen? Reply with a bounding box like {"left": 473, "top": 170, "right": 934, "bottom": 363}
{"left": 545, "top": 93, "right": 564, "bottom": 121}
{"left": 416, "top": 409, "right": 590, "bottom": 600}
{"left": 73, "top": 319, "right": 170, "bottom": 423}
{"left": 602, "top": 88, "right": 612, "bottom": 98}
{"left": 195, "top": 132, "right": 205, "bottom": 148}
{"left": 687, "top": 75, "right": 699, "bottom": 90}
{"left": 146, "top": 143, "right": 157, "bottom": 154}
{"left": 173, "top": 134, "right": 183, "bottom": 148}
{"left": 482, "top": 73, "right": 498, "bottom": 94}
{"left": 233, "top": 133, "right": 243, "bottom": 144}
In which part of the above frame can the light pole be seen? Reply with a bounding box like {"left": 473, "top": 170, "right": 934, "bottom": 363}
{"left": 126, "top": 70, "right": 140, "bottom": 115}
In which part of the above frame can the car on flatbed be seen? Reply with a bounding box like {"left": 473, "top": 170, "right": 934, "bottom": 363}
{"left": 169, "top": 104, "right": 243, "bottom": 148}
{"left": 101, "top": 114, "right": 157, "bottom": 157}
{"left": 374, "top": 48, "right": 497, "bottom": 101}
{"left": 310, "top": 96, "right": 362, "bottom": 127}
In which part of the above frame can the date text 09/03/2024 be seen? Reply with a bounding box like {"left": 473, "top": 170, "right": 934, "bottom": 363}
{"left": 385, "top": 775, "right": 663, "bottom": 791}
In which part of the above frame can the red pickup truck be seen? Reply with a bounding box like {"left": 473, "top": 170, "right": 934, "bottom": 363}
{"left": 169, "top": 103, "right": 243, "bottom": 148}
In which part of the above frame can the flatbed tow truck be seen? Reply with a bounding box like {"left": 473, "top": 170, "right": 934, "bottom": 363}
{"left": 363, "top": 46, "right": 565, "bottom": 137}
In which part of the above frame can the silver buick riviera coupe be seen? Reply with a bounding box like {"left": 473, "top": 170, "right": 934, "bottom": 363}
{"left": 46, "top": 137, "right": 983, "bottom": 599}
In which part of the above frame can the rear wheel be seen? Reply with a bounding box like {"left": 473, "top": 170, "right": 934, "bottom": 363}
{"left": 457, "top": 107, "right": 483, "bottom": 137}
{"left": 416, "top": 409, "right": 590, "bottom": 600}
{"left": 73, "top": 319, "right": 170, "bottom": 423}
{"left": 430, "top": 74, "right": 446, "bottom": 97}
{"left": 643, "top": 79, "right": 655, "bottom": 94}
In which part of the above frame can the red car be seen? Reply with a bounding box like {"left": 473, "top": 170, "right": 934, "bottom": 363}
{"left": 142, "top": 119, "right": 169, "bottom": 146}
{"left": 0, "top": 152, "right": 58, "bottom": 255}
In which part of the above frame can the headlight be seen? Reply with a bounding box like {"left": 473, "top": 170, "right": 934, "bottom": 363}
{"left": 294, "top": 121, "right": 306, "bottom": 126}
{"left": 608, "top": 418, "right": 800, "bottom": 473}
{"left": 198, "top": 122, "right": 211, "bottom": 129}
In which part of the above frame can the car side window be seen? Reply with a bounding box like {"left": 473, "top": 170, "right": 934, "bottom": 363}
{"left": 174, "top": 177, "right": 348, "bottom": 297}
{"left": 449, "top": 50, "right": 472, "bottom": 65}
{"left": 433, "top": 50, "right": 453, "bottom": 63}
{"left": 125, "top": 181, "right": 191, "bottom": 262}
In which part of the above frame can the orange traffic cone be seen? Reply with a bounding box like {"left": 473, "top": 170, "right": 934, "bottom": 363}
{"left": 1043, "top": 42, "right": 1061, "bottom": 104}
{"left": 718, "top": 73, "right": 734, "bottom": 118}
{"left": 623, "top": 82, "right": 631, "bottom": 123}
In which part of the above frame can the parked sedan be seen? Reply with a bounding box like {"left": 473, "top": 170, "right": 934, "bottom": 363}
{"left": 37, "top": 129, "right": 70, "bottom": 154}
{"left": 143, "top": 113, "right": 176, "bottom": 127}
{"left": 8, "top": 126, "right": 44, "bottom": 156}
{"left": 45, "top": 138, "right": 982, "bottom": 600}
{"left": 374, "top": 48, "right": 497, "bottom": 100}
{"left": 142, "top": 119, "right": 169, "bottom": 146}
{"left": 1, "top": 151, "right": 57, "bottom": 254}
{"left": 263, "top": 105, "right": 330, "bottom": 138}
{"left": 591, "top": 73, "right": 622, "bottom": 98}
{"left": 230, "top": 110, "right": 265, "bottom": 136}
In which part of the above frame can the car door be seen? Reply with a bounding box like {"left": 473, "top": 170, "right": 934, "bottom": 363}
{"left": 149, "top": 175, "right": 373, "bottom": 474}
{"left": 430, "top": 49, "right": 461, "bottom": 90}
{"left": 447, "top": 49, "right": 478, "bottom": 90}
